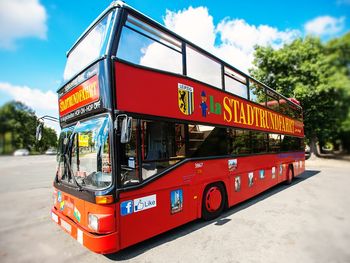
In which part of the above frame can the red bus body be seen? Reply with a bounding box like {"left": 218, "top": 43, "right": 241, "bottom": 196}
{"left": 51, "top": 152, "right": 304, "bottom": 253}
{"left": 50, "top": 1, "right": 305, "bottom": 254}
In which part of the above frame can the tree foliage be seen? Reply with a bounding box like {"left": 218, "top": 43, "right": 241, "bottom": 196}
{"left": 0, "top": 101, "right": 58, "bottom": 154}
{"left": 250, "top": 33, "right": 350, "bottom": 152}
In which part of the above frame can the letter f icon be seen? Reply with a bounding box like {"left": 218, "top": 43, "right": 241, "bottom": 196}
{"left": 126, "top": 202, "right": 132, "bottom": 214}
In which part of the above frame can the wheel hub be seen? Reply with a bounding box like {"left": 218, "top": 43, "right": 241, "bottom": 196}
{"left": 205, "top": 186, "right": 222, "bottom": 212}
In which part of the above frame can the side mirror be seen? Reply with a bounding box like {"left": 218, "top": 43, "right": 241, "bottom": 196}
{"left": 35, "top": 115, "right": 58, "bottom": 141}
{"left": 120, "top": 116, "right": 132, "bottom": 143}
{"left": 36, "top": 122, "right": 43, "bottom": 141}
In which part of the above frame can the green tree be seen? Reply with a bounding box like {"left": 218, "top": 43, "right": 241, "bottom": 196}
{"left": 250, "top": 34, "right": 350, "bottom": 156}
{"left": 34, "top": 126, "right": 58, "bottom": 153}
{"left": 0, "top": 101, "right": 37, "bottom": 153}
{"left": 0, "top": 101, "right": 58, "bottom": 154}
{"left": 326, "top": 33, "right": 350, "bottom": 151}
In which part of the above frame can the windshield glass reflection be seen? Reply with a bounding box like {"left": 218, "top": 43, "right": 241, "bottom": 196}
{"left": 57, "top": 115, "right": 112, "bottom": 190}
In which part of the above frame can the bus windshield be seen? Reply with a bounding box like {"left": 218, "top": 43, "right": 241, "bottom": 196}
{"left": 56, "top": 115, "right": 112, "bottom": 190}
{"left": 63, "top": 9, "right": 116, "bottom": 81}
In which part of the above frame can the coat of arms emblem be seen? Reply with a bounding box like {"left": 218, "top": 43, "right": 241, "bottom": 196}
{"left": 178, "top": 83, "right": 194, "bottom": 115}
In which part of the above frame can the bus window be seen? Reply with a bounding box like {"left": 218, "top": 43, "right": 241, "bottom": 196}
{"left": 249, "top": 80, "right": 266, "bottom": 106}
{"left": 281, "top": 135, "right": 303, "bottom": 151}
{"left": 269, "top": 134, "right": 281, "bottom": 153}
{"left": 297, "top": 108, "right": 303, "bottom": 121}
{"left": 63, "top": 10, "right": 116, "bottom": 81}
{"left": 288, "top": 102, "right": 300, "bottom": 120}
{"left": 279, "top": 99, "right": 290, "bottom": 116}
{"left": 266, "top": 89, "right": 279, "bottom": 112}
{"left": 120, "top": 119, "right": 140, "bottom": 186}
{"left": 228, "top": 129, "right": 251, "bottom": 155}
{"left": 189, "top": 125, "right": 228, "bottom": 157}
{"left": 186, "top": 45, "right": 222, "bottom": 88}
{"left": 251, "top": 131, "right": 268, "bottom": 153}
{"left": 141, "top": 121, "right": 185, "bottom": 180}
{"left": 224, "top": 67, "right": 248, "bottom": 99}
{"left": 117, "top": 15, "right": 182, "bottom": 74}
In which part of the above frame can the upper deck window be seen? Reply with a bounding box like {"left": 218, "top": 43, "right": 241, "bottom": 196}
{"left": 279, "top": 98, "right": 290, "bottom": 116}
{"left": 117, "top": 15, "right": 182, "bottom": 74}
{"left": 186, "top": 45, "right": 222, "bottom": 88}
{"left": 63, "top": 10, "right": 116, "bottom": 81}
{"left": 249, "top": 80, "right": 266, "bottom": 106}
{"left": 224, "top": 67, "right": 247, "bottom": 99}
{"left": 266, "top": 89, "right": 279, "bottom": 112}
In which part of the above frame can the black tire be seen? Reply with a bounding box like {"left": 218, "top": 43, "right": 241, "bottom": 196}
{"left": 202, "top": 183, "right": 226, "bottom": 221}
{"left": 286, "top": 165, "right": 294, "bottom": 185}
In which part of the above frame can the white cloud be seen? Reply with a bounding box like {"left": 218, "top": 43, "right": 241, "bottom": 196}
{"left": 0, "top": 0, "right": 48, "bottom": 49}
{"left": 304, "top": 16, "right": 345, "bottom": 36}
{"left": 216, "top": 18, "right": 299, "bottom": 53}
{"left": 163, "top": 6, "right": 216, "bottom": 51}
{"left": 0, "top": 82, "right": 57, "bottom": 112}
{"left": 0, "top": 82, "right": 60, "bottom": 133}
{"left": 215, "top": 18, "right": 299, "bottom": 72}
{"left": 141, "top": 7, "right": 299, "bottom": 74}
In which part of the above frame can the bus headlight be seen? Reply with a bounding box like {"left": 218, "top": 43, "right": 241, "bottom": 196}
{"left": 88, "top": 213, "right": 99, "bottom": 231}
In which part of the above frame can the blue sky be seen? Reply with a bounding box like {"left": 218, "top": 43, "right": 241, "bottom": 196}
{"left": 0, "top": 0, "right": 349, "bottom": 131}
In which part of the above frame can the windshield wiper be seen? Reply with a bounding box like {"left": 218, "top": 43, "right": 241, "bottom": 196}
{"left": 63, "top": 153, "right": 83, "bottom": 191}
{"left": 62, "top": 129, "right": 84, "bottom": 191}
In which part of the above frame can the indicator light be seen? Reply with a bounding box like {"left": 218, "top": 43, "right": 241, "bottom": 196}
{"left": 95, "top": 195, "right": 113, "bottom": 204}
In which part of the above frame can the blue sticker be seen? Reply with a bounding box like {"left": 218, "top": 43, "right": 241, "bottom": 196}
{"left": 171, "top": 189, "right": 183, "bottom": 214}
{"left": 259, "top": 170, "right": 265, "bottom": 179}
{"left": 120, "top": 200, "right": 134, "bottom": 216}
{"left": 57, "top": 191, "right": 62, "bottom": 202}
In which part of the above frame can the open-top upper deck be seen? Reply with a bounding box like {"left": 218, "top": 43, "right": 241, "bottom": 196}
{"left": 57, "top": 1, "right": 303, "bottom": 137}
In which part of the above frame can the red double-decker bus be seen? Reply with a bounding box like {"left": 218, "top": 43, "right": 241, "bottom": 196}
{"left": 50, "top": 1, "right": 305, "bottom": 254}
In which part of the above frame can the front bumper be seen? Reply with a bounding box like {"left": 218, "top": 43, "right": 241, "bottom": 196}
{"left": 51, "top": 208, "right": 119, "bottom": 254}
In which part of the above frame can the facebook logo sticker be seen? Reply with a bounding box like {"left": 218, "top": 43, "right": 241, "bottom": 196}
{"left": 120, "top": 200, "right": 133, "bottom": 216}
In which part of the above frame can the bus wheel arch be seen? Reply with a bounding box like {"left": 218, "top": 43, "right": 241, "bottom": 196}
{"left": 201, "top": 181, "right": 227, "bottom": 221}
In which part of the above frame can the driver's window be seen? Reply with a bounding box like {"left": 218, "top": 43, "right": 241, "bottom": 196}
{"left": 120, "top": 119, "right": 140, "bottom": 186}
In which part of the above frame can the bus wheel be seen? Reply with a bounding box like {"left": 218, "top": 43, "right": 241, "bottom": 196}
{"left": 286, "top": 165, "right": 294, "bottom": 185}
{"left": 202, "top": 183, "right": 225, "bottom": 221}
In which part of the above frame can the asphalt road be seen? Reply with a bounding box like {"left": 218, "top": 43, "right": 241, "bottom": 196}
{"left": 0, "top": 155, "right": 349, "bottom": 263}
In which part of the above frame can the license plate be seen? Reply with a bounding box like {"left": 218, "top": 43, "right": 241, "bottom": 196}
{"left": 51, "top": 212, "right": 58, "bottom": 223}
{"left": 60, "top": 219, "right": 72, "bottom": 233}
